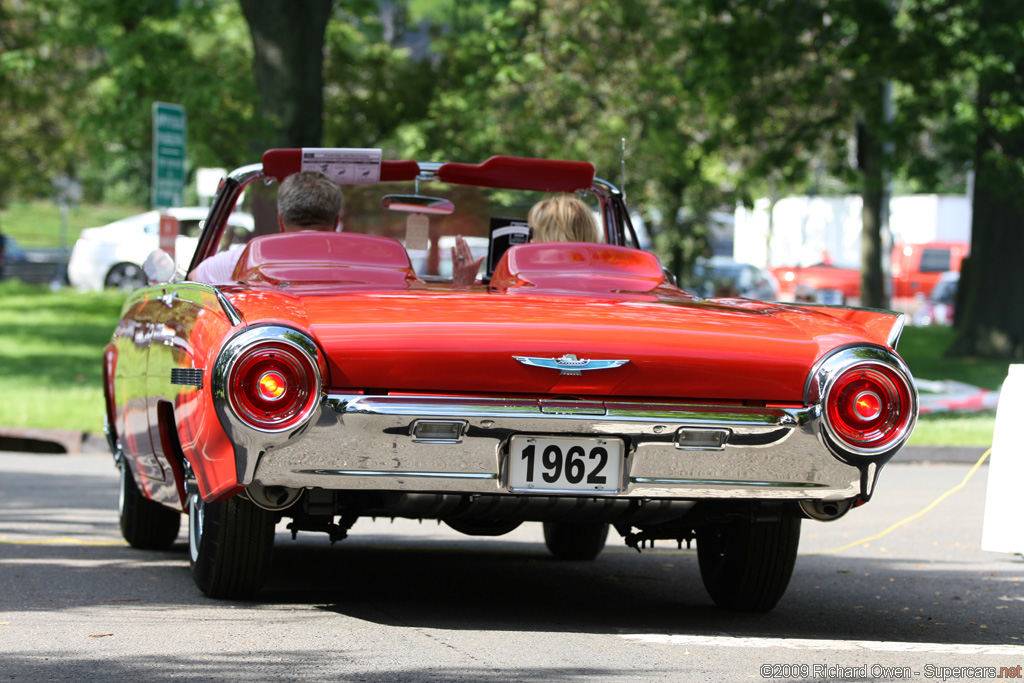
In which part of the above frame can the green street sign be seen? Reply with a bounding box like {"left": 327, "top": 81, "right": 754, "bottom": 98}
{"left": 152, "top": 102, "right": 187, "bottom": 209}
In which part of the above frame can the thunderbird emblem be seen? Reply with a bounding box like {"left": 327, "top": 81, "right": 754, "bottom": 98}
{"left": 513, "top": 354, "right": 630, "bottom": 376}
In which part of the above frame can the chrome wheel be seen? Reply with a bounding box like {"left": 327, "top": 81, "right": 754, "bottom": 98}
{"left": 104, "top": 262, "right": 147, "bottom": 291}
{"left": 188, "top": 492, "right": 204, "bottom": 563}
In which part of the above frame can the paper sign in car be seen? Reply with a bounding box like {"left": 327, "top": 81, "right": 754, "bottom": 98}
{"left": 301, "top": 148, "right": 382, "bottom": 184}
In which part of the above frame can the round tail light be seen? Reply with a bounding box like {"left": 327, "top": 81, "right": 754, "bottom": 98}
{"left": 228, "top": 341, "right": 318, "bottom": 431}
{"left": 825, "top": 362, "right": 914, "bottom": 453}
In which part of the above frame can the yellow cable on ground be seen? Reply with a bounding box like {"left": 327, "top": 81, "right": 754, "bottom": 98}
{"left": 0, "top": 537, "right": 127, "bottom": 547}
{"left": 806, "top": 447, "right": 992, "bottom": 555}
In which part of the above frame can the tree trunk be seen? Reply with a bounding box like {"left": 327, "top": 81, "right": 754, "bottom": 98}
{"left": 857, "top": 99, "right": 888, "bottom": 310}
{"left": 948, "top": 109, "right": 1024, "bottom": 357}
{"left": 239, "top": 0, "right": 332, "bottom": 151}
{"left": 947, "top": 0, "right": 1024, "bottom": 359}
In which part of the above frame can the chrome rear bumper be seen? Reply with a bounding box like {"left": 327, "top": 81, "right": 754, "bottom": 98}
{"left": 239, "top": 394, "right": 866, "bottom": 501}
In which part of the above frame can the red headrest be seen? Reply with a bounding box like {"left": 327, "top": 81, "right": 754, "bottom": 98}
{"left": 437, "top": 156, "right": 595, "bottom": 193}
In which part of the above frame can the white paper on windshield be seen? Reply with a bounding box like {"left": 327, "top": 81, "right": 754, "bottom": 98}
{"left": 405, "top": 213, "right": 429, "bottom": 251}
{"left": 301, "top": 148, "right": 382, "bottom": 184}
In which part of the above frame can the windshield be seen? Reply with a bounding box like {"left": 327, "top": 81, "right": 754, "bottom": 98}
{"left": 217, "top": 179, "right": 606, "bottom": 280}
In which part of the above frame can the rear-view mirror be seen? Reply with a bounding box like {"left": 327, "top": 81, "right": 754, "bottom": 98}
{"left": 143, "top": 249, "right": 178, "bottom": 285}
{"left": 381, "top": 195, "right": 455, "bottom": 215}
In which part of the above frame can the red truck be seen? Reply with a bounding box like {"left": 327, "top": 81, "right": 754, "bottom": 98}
{"left": 771, "top": 240, "right": 969, "bottom": 306}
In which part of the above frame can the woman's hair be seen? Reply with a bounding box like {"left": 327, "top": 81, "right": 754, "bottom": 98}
{"left": 277, "top": 171, "right": 344, "bottom": 228}
{"left": 528, "top": 195, "right": 601, "bottom": 243}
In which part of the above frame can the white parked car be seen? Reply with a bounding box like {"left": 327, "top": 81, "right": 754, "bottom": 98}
{"left": 67, "top": 208, "right": 254, "bottom": 291}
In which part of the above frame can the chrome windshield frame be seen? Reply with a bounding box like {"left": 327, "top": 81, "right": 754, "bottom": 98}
{"left": 190, "top": 161, "right": 640, "bottom": 276}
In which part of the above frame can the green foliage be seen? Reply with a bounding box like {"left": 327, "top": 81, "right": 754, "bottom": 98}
{"left": 1, "top": 0, "right": 257, "bottom": 207}
{"left": 322, "top": 2, "right": 436, "bottom": 149}
{"left": 3, "top": 0, "right": 1024, "bottom": 349}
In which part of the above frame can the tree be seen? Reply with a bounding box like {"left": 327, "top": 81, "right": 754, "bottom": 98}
{"left": 1, "top": 0, "right": 259, "bottom": 205}
{"left": 238, "top": 0, "right": 332, "bottom": 151}
{"left": 412, "top": 1, "right": 825, "bottom": 274}
{"left": 322, "top": 2, "right": 436, "bottom": 149}
{"left": 942, "top": 0, "right": 1024, "bottom": 358}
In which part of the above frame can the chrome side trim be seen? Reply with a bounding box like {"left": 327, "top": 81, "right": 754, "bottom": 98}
{"left": 296, "top": 469, "right": 496, "bottom": 480}
{"left": 632, "top": 477, "right": 827, "bottom": 488}
{"left": 888, "top": 313, "right": 907, "bottom": 348}
{"left": 214, "top": 289, "right": 243, "bottom": 326}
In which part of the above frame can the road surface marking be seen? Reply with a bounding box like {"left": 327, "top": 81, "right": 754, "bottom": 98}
{"left": 620, "top": 633, "right": 1022, "bottom": 656}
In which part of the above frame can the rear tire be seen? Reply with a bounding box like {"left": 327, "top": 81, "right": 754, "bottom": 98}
{"left": 696, "top": 515, "right": 801, "bottom": 612}
{"left": 118, "top": 463, "right": 180, "bottom": 550}
{"left": 188, "top": 491, "right": 275, "bottom": 599}
{"left": 542, "top": 521, "right": 609, "bottom": 561}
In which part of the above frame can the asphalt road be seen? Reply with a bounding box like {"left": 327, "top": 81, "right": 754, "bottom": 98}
{"left": 1, "top": 449, "right": 1021, "bottom": 682}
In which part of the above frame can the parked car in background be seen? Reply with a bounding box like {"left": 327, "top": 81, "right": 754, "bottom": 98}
{"left": 106, "top": 149, "right": 918, "bottom": 611}
{"left": 914, "top": 270, "right": 959, "bottom": 326}
{"left": 891, "top": 241, "right": 968, "bottom": 300}
{"left": 0, "top": 235, "right": 69, "bottom": 286}
{"left": 688, "top": 256, "right": 779, "bottom": 300}
{"left": 771, "top": 260, "right": 861, "bottom": 305}
{"left": 67, "top": 208, "right": 254, "bottom": 291}
{"left": 771, "top": 240, "right": 969, "bottom": 306}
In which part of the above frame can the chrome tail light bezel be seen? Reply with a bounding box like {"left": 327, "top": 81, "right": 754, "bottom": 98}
{"left": 806, "top": 345, "right": 919, "bottom": 460}
{"left": 213, "top": 325, "right": 324, "bottom": 435}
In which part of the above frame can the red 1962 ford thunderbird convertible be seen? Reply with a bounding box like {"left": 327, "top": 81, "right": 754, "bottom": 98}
{"left": 105, "top": 149, "right": 917, "bottom": 610}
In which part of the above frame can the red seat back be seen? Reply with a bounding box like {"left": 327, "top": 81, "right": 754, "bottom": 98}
{"left": 489, "top": 242, "right": 665, "bottom": 294}
{"left": 232, "top": 232, "right": 418, "bottom": 288}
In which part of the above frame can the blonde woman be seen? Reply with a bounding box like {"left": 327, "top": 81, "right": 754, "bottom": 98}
{"left": 528, "top": 194, "right": 601, "bottom": 243}
{"left": 452, "top": 194, "right": 600, "bottom": 286}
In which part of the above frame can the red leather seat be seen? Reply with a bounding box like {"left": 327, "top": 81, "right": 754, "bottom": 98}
{"left": 231, "top": 232, "right": 419, "bottom": 288}
{"left": 489, "top": 242, "right": 665, "bottom": 295}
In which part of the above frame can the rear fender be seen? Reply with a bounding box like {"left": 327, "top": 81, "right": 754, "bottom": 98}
{"left": 798, "top": 306, "right": 906, "bottom": 349}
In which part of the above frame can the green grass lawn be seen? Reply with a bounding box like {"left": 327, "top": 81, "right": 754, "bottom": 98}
{"left": 0, "top": 280, "right": 126, "bottom": 432}
{"left": 1, "top": 200, "right": 146, "bottom": 247}
{"left": 897, "top": 325, "right": 1009, "bottom": 391}
{"left": 897, "top": 325, "right": 1007, "bottom": 448}
{"left": 0, "top": 281, "right": 1010, "bottom": 445}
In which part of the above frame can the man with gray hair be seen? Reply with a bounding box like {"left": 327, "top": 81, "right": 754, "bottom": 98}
{"left": 191, "top": 171, "right": 343, "bottom": 283}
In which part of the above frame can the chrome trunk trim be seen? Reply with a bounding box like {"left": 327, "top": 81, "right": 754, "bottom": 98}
{"left": 233, "top": 394, "right": 869, "bottom": 501}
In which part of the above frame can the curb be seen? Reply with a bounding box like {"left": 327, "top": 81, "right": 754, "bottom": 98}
{"left": 0, "top": 427, "right": 90, "bottom": 455}
{"left": 895, "top": 445, "right": 989, "bottom": 464}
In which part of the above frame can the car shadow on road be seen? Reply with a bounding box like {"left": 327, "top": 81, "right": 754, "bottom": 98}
{"left": 2, "top": 461, "right": 1019, "bottom": 650}
{"left": 260, "top": 538, "right": 1023, "bottom": 646}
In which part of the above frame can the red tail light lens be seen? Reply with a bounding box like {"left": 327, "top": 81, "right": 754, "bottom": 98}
{"left": 228, "top": 342, "right": 318, "bottom": 430}
{"left": 825, "top": 363, "right": 913, "bottom": 452}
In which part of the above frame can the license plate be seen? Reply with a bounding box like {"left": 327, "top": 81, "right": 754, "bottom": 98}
{"left": 508, "top": 436, "right": 622, "bottom": 493}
